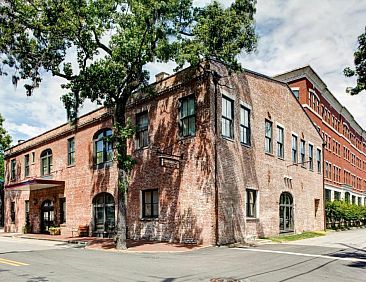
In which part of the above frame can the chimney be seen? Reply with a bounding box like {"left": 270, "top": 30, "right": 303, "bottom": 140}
{"left": 18, "top": 140, "right": 25, "bottom": 144}
{"left": 155, "top": 72, "right": 170, "bottom": 82}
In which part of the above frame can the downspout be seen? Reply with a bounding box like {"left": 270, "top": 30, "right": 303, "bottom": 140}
{"left": 212, "top": 70, "right": 220, "bottom": 246}
{"left": 322, "top": 142, "right": 326, "bottom": 231}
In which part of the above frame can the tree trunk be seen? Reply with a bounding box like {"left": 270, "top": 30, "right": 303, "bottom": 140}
{"left": 113, "top": 99, "right": 129, "bottom": 250}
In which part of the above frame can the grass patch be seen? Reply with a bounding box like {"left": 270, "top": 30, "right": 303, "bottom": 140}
{"left": 265, "top": 231, "right": 326, "bottom": 243}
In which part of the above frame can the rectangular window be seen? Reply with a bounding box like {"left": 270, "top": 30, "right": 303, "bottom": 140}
{"left": 142, "top": 189, "right": 159, "bottom": 218}
{"left": 10, "top": 159, "right": 16, "bottom": 180}
{"left": 277, "top": 126, "right": 284, "bottom": 158}
{"left": 325, "top": 189, "right": 331, "bottom": 201}
{"left": 67, "top": 138, "right": 75, "bottom": 166}
{"left": 60, "top": 198, "right": 66, "bottom": 224}
{"left": 10, "top": 202, "right": 15, "bottom": 223}
{"left": 32, "top": 152, "right": 35, "bottom": 163}
{"left": 265, "top": 120, "right": 273, "bottom": 153}
{"left": 136, "top": 112, "right": 149, "bottom": 148}
{"left": 246, "top": 189, "right": 257, "bottom": 218}
{"left": 334, "top": 191, "right": 341, "bottom": 201}
{"left": 309, "top": 144, "right": 314, "bottom": 170}
{"left": 300, "top": 140, "right": 305, "bottom": 166}
{"left": 24, "top": 154, "right": 30, "bottom": 177}
{"left": 292, "top": 135, "right": 298, "bottom": 164}
{"left": 25, "top": 200, "right": 29, "bottom": 225}
{"left": 221, "top": 96, "right": 234, "bottom": 139}
{"left": 240, "top": 106, "right": 251, "bottom": 145}
{"left": 180, "top": 96, "right": 195, "bottom": 137}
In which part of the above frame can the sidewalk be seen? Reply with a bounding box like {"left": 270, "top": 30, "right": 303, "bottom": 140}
{"left": 0, "top": 228, "right": 207, "bottom": 252}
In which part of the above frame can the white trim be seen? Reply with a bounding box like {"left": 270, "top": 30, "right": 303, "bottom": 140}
{"left": 221, "top": 90, "right": 235, "bottom": 101}
{"left": 291, "top": 87, "right": 300, "bottom": 90}
{"left": 240, "top": 101, "right": 252, "bottom": 110}
{"left": 276, "top": 122, "right": 285, "bottom": 129}
{"left": 309, "top": 88, "right": 320, "bottom": 101}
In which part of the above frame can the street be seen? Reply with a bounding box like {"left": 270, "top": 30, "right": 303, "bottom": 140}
{"left": 0, "top": 229, "right": 365, "bottom": 281}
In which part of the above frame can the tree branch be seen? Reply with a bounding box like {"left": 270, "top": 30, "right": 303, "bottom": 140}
{"left": 92, "top": 29, "right": 112, "bottom": 56}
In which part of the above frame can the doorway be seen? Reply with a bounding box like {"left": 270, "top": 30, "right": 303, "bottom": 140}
{"left": 41, "top": 200, "right": 54, "bottom": 233}
{"left": 279, "top": 192, "right": 294, "bottom": 233}
{"left": 93, "top": 193, "right": 115, "bottom": 236}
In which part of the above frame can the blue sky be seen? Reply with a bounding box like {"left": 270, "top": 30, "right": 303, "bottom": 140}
{"left": 1, "top": 0, "right": 366, "bottom": 144}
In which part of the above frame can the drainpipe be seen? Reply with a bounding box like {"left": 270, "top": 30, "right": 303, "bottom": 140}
{"left": 212, "top": 70, "right": 220, "bottom": 246}
{"left": 322, "top": 142, "right": 326, "bottom": 231}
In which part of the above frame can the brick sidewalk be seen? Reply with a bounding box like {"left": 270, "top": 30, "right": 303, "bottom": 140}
{"left": 0, "top": 230, "right": 207, "bottom": 252}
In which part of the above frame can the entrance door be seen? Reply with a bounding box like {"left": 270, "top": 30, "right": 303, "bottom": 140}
{"left": 93, "top": 193, "right": 115, "bottom": 236}
{"left": 279, "top": 192, "right": 294, "bottom": 233}
{"left": 41, "top": 200, "right": 54, "bottom": 233}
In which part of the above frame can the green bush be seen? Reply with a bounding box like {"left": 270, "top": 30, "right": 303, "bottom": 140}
{"left": 326, "top": 200, "right": 366, "bottom": 229}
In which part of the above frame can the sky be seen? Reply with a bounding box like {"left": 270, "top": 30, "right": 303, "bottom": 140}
{"left": 1, "top": 0, "right": 366, "bottom": 144}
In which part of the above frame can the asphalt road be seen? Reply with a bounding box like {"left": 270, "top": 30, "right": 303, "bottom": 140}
{"left": 0, "top": 229, "right": 365, "bottom": 282}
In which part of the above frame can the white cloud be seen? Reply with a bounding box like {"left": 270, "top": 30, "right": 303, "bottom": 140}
{"left": 1, "top": 0, "right": 365, "bottom": 143}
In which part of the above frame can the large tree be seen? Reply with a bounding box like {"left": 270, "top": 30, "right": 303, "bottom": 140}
{"left": 0, "top": 114, "right": 12, "bottom": 182}
{"left": 0, "top": 0, "right": 257, "bottom": 249}
{"left": 344, "top": 26, "right": 366, "bottom": 95}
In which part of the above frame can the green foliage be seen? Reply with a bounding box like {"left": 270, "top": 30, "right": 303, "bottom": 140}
{"left": 325, "top": 200, "right": 366, "bottom": 228}
{"left": 0, "top": 0, "right": 257, "bottom": 173}
{"left": 344, "top": 26, "right": 366, "bottom": 95}
{"left": 0, "top": 114, "right": 12, "bottom": 182}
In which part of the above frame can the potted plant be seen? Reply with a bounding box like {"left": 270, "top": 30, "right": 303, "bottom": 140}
{"left": 49, "top": 226, "right": 61, "bottom": 235}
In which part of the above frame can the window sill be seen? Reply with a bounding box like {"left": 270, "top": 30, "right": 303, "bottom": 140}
{"left": 246, "top": 217, "right": 259, "bottom": 222}
{"left": 277, "top": 157, "right": 285, "bottom": 161}
{"left": 94, "top": 161, "right": 113, "bottom": 170}
{"left": 67, "top": 164, "right": 75, "bottom": 168}
{"left": 178, "top": 134, "right": 196, "bottom": 141}
{"left": 140, "top": 218, "right": 159, "bottom": 222}
{"left": 240, "top": 143, "right": 251, "bottom": 148}
{"left": 222, "top": 136, "right": 234, "bottom": 142}
{"left": 265, "top": 152, "right": 274, "bottom": 157}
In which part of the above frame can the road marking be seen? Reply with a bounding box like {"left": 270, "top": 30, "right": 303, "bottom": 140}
{"left": 0, "top": 257, "right": 29, "bottom": 267}
{"left": 234, "top": 248, "right": 366, "bottom": 263}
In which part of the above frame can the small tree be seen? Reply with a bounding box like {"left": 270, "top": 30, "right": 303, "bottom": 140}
{"left": 344, "top": 26, "right": 366, "bottom": 95}
{"left": 0, "top": 0, "right": 257, "bottom": 249}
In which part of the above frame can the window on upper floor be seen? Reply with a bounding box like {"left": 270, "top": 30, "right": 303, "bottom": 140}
{"left": 180, "top": 96, "right": 195, "bottom": 137}
{"left": 24, "top": 154, "right": 30, "bottom": 177}
{"left": 40, "top": 149, "right": 53, "bottom": 176}
{"left": 265, "top": 120, "right": 273, "bottom": 154}
{"left": 136, "top": 112, "right": 149, "bottom": 148}
{"left": 94, "top": 129, "right": 113, "bottom": 167}
{"left": 300, "top": 139, "right": 306, "bottom": 166}
{"left": 10, "top": 159, "right": 16, "bottom": 180}
{"left": 246, "top": 189, "right": 258, "bottom": 218}
{"left": 316, "top": 149, "right": 321, "bottom": 173}
{"left": 292, "top": 135, "right": 298, "bottom": 164}
{"left": 277, "top": 126, "right": 284, "bottom": 159}
{"left": 291, "top": 89, "right": 299, "bottom": 99}
{"left": 222, "top": 96, "right": 234, "bottom": 139}
{"left": 309, "top": 144, "right": 313, "bottom": 171}
{"left": 67, "top": 138, "right": 75, "bottom": 166}
{"left": 240, "top": 106, "right": 251, "bottom": 146}
{"left": 142, "top": 189, "right": 159, "bottom": 219}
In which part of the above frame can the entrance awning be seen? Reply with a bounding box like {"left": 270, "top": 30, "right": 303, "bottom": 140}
{"left": 5, "top": 178, "right": 65, "bottom": 191}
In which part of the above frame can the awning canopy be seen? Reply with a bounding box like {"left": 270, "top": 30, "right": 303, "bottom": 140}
{"left": 5, "top": 178, "right": 65, "bottom": 191}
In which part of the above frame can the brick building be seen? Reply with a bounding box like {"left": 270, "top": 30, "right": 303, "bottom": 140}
{"left": 275, "top": 66, "right": 366, "bottom": 205}
{"left": 4, "top": 61, "right": 324, "bottom": 245}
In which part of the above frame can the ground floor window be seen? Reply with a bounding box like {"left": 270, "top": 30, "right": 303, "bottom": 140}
{"left": 142, "top": 189, "right": 159, "bottom": 218}
{"left": 334, "top": 191, "right": 341, "bottom": 201}
{"left": 325, "top": 189, "right": 331, "bottom": 201}
{"left": 10, "top": 202, "right": 15, "bottom": 223}
{"left": 25, "top": 200, "right": 29, "bottom": 226}
{"left": 246, "top": 189, "right": 257, "bottom": 218}
{"left": 93, "top": 193, "right": 115, "bottom": 233}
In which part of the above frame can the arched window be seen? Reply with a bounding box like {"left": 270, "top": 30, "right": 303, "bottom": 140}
{"left": 93, "top": 129, "right": 113, "bottom": 166}
{"left": 40, "top": 149, "right": 52, "bottom": 176}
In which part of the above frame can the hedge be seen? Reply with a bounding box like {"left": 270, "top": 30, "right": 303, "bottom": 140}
{"left": 325, "top": 200, "right": 366, "bottom": 229}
